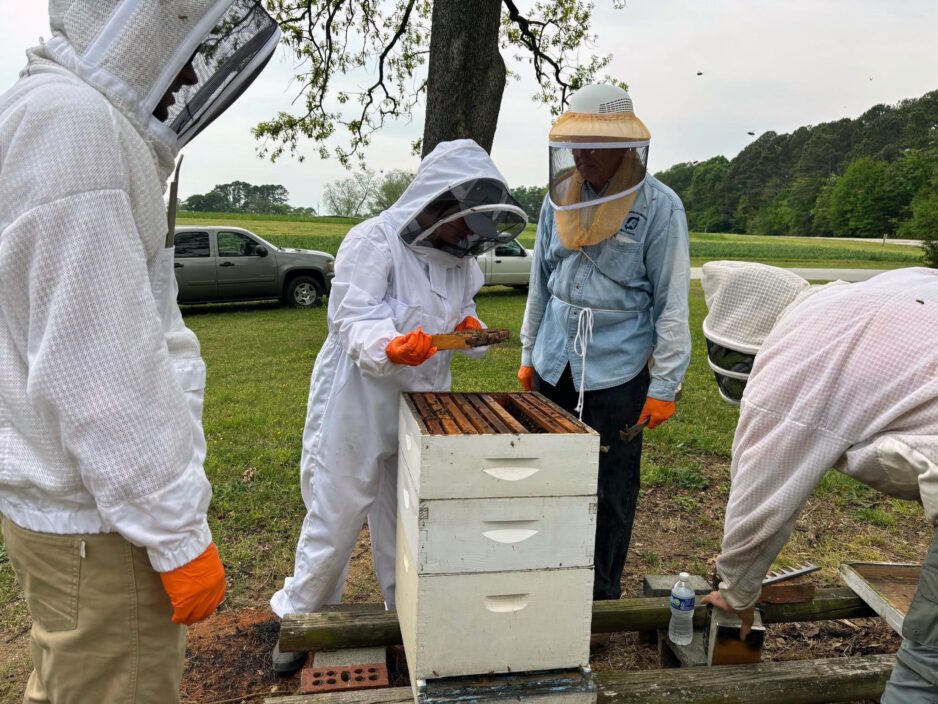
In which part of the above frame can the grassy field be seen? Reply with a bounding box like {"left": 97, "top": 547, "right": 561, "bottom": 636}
{"left": 177, "top": 212, "right": 924, "bottom": 269}
{"left": 0, "top": 215, "right": 929, "bottom": 701}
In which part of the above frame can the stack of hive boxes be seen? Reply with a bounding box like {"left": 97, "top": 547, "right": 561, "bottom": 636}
{"left": 396, "top": 392, "right": 600, "bottom": 699}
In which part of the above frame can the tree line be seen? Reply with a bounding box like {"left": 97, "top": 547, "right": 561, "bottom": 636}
{"left": 183, "top": 181, "right": 316, "bottom": 216}
{"left": 323, "top": 171, "right": 547, "bottom": 223}
{"left": 654, "top": 90, "right": 938, "bottom": 241}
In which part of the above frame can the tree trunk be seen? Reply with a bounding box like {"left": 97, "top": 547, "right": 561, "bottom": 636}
{"left": 422, "top": 0, "right": 506, "bottom": 157}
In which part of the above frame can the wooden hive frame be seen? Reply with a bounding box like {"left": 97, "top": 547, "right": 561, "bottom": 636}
{"left": 408, "top": 392, "right": 589, "bottom": 435}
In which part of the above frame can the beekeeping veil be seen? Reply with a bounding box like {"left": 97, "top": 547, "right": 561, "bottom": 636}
{"left": 701, "top": 262, "right": 811, "bottom": 405}
{"left": 396, "top": 140, "right": 528, "bottom": 259}
{"left": 548, "top": 84, "right": 651, "bottom": 250}
{"left": 39, "top": 0, "right": 280, "bottom": 157}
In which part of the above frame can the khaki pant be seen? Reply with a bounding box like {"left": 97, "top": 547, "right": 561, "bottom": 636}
{"left": 2, "top": 517, "right": 186, "bottom": 704}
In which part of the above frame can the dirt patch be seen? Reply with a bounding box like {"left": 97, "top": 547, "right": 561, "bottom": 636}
{"left": 180, "top": 529, "right": 383, "bottom": 704}
{"left": 181, "top": 608, "right": 291, "bottom": 704}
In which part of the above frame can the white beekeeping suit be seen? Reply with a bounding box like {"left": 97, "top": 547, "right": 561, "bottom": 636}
{"left": 701, "top": 264, "right": 938, "bottom": 702}
{"left": 0, "top": 2, "right": 279, "bottom": 701}
{"left": 270, "top": 140, "right": 527, "bottom": 625}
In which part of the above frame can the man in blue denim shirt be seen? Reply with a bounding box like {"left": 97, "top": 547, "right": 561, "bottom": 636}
{"left": 519, "top": 84, "right": 691, "bottom": 601}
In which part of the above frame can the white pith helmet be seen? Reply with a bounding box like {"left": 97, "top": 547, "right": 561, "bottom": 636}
{"left": 568, "top": 83, "right": 635, "bottom": 114}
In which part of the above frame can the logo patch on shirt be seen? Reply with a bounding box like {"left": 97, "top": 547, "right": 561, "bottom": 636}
{"left": 623, "top": 212, "right": 646, "bottom": 234}
{"left": 614, "top": 212, "right": 646, "bottom": 243}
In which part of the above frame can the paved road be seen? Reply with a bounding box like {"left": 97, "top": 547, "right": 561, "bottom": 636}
{"left": 691, "top": 267, "right": 886, "bottom": 282}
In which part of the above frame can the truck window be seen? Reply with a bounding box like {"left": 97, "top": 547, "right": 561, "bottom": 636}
{"left": 175, "top": 231, "right": 210, "bottom": 258}
{"left": 218, "top": 231, "right": 261, "bottom": 257}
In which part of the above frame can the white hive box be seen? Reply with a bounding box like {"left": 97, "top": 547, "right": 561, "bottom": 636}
{"left": 396, "top": 392, "right": 599, "bottom": 690}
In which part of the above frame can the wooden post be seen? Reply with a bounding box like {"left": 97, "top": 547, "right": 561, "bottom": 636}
{"left": 279, "top": 588, "right": 876, "bottom": 651}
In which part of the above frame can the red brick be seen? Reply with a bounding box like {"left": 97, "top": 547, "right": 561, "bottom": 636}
{"left": 300, "top": 662, "right": 389, "bottom": 695}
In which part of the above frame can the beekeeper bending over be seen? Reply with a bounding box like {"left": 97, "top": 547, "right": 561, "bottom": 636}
{"left": 271, "top": 139, "right": 528, "bottom": 673}
{"left": 519, "top": 84, "right": 691, "bottom": 602}
{"left": 698, "top": 262, "right": 938, "bottom": 703}
{"left": 0, "top": 2, "right": 282, "bottom": 702}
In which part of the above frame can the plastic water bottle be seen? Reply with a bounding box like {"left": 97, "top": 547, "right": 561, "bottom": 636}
{"left": 668, "top": 572, "right": 695, "bottom": 646}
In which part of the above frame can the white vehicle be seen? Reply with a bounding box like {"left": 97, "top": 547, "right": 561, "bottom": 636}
{"left": 475, "top": 239, "right": 533, "bottom": 288}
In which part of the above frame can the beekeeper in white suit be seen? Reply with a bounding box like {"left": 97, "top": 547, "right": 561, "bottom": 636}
{"left": 697, "top": 262, "right": 938, "bottom": 703}
{"left": 270, "top": 139, "right": 528, "bottom": 673}
{"left": 0, "top": 2, "right": 280, "bottom": 702}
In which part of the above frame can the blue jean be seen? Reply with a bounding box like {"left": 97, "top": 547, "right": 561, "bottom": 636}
{"left": 534, "top": 364, "right": 650, "bottom": 601}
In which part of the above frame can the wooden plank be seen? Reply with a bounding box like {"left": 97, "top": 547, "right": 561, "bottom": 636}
{"left": 410, "top": 394, "right": 443, "bottom": 435}
{"left": 505, "top": 394, "right": 557, "bottom": 433}
{"left": 265, "top": 655, "right": 894, "bottom": 704}
{"left": 453, "top": 394, "right": 492, "bottom": 434}
{"left": 520, "top": 393, "right": 582, "bottom": 433}
{"left": 280, "top": 588, "right": 876, "bottom": 651}
{"left": 424, "top": 394, "right": 460, "bottom": 435}
{"left": 438, "top": 394, "right": 478, "bottom": 435}
{"left": 507, "top": 393, "right": 562, "bottom": 433}
{"left": 465, "top": 394, "right": 510, "bottom": 433}
{"left": 265, "top": 690, "right": 411, "bottom": 704}
{"left": 478, "top": 394, "right": 528, "bottom": 434}
{"left": 755, "top": 587, "right": 877, "bottom": 626}
{"left": 530, "top": 392, "right": 590, "bottom": 432}
{"left": 596, "top": 653, "right": 893, "bottom": 703}
{"left": 760, "top": 579, "right": 816, "bottom": 604}
{"left": 525, "top": 399, "right": 580, "bottom": 434}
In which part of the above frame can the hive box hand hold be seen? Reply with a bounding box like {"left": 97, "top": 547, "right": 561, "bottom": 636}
{"left": 399, "top": 393, "right": 599, "bottom": 500}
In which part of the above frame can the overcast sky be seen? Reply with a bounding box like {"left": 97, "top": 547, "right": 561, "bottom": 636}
{"left": 3, "top": 1, "right": 937, "bottom": 211}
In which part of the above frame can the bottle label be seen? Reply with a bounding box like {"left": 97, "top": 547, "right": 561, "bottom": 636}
{"left": 671, "top": 594, "right": 695, "bottom": 611}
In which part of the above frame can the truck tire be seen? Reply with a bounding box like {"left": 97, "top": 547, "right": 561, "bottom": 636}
{"left": 285, "top": 275, "right": 323, "bottom": 307}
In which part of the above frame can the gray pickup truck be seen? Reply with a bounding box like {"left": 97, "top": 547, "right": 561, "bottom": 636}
{"left": 173, "top": 226, "right": 334, "bottom": 307}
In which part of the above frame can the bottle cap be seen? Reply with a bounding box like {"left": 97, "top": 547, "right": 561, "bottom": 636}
{"left": 678, "top": 572, "right": 690, "bottom": 581}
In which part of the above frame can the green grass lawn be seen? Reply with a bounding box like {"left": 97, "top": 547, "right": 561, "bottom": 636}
{"left": 177, "top": 213, "right": 923, "bottom": 269}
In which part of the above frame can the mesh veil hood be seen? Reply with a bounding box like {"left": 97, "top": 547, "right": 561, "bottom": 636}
{"left": 31, "top": 1, "right": 279, "bottom": 177}
{"left": 701, "top": 261, "right": 811, "bottom": 354}
{"left": 382, "top": 139, "right": 525, "bottom": 261}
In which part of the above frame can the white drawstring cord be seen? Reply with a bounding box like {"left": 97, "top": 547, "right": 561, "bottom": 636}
{"left": 572, "top": 307, "right": 594, "bottom": 419}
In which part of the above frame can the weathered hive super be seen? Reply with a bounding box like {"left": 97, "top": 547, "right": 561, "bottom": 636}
{"left": 396, "top": 392, "right": 600, "bottom": 697}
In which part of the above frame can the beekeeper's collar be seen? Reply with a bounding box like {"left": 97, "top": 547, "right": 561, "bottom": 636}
{"left": 30, "top": 1, "right": 280, "bottom": 178}
{"left": 548, "top": 110, "right": 651, "bottom": 250}
{"left": 390, "top": 139, "right": 528, "bottom": 261}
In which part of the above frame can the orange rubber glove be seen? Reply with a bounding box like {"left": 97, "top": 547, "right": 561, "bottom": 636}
{"left": 518, "top": 365, "right": 534, "bottom": 391}
{"left": 638, "top": 397, "right": 676, "bottom": 429}
{"left": 159, "top": 543, "right": 226, "bottom": 626}
{"left": 455, "top": 315, "right": 483, "bottom": 331}
{"left": 386, "top": 326, "right": 437, "bottom": 366}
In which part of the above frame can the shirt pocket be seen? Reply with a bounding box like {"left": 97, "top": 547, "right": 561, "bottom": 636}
{"left": 589, "top": 238, "right": 645, "bottom": 290}
{"left": 3, "top": 520, "right": 81, "bottom": 632}
{"left": 386, "top": 295, "right": 448, "bottom": 335}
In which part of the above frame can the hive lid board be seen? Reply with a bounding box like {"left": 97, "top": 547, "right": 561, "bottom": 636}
{"left": 839, "top": 562, "right": 921, "bottom": 635}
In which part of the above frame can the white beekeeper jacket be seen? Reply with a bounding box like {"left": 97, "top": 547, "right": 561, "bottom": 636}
{"left": 300, "top": 140, "right": 492, "bottom": 496}
{"left": 0, "top": 3, "right": 239, "bottom": 572}
{"left": 716, "top": 268, "right": 938, "bottom": 609}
